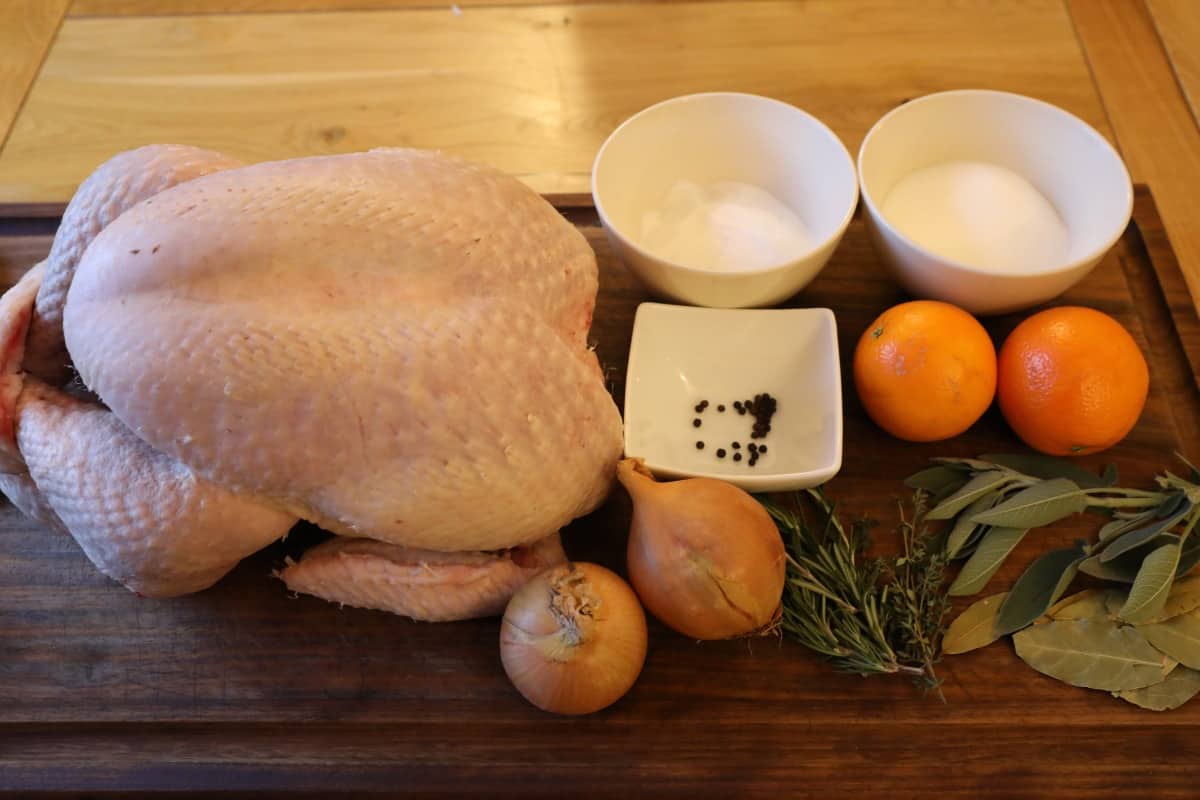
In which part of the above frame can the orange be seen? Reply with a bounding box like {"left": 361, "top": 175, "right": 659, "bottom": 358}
{"left": 853, "top": 300, "right": 997, "bottom": 442}
{"left": 997, "top": 306, "right": 1148, "bottom": 456}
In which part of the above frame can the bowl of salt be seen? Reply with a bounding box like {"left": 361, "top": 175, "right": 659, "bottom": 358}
{"left": 858, "top": 89, "right": 1132, "bottom": 315}
{"left": 591, "top": 93, "right": 858, "bottom": 308}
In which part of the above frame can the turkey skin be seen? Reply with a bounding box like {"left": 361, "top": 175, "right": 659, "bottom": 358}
{"left": 0, "top": 145, "right": 623, "bottom": 620}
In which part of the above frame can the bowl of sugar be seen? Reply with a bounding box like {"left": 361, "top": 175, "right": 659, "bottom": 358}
{"left": 858, "top": 89, "right": 1132, "bottom": 315}
{"left": 592, "top": 93, "right": 858, "bottom": 308}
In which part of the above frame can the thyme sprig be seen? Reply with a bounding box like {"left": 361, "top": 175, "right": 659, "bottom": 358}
{"left": 760, "top": 489, "right": 950, "bottom": 695}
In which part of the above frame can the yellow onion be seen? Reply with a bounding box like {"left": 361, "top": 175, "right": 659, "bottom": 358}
{"left": 500, "top": 562, "right": 647, "bottom": 715}
{"left": 617, "top": 458, "right": 785, "bottom": 640}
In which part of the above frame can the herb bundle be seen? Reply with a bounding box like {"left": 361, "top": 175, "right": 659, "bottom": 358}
{"left": 760, "top": 489, "right": 951, "bottom": 694}
{"left": 925, "top": 453, "right": 1200, "bottom": 710}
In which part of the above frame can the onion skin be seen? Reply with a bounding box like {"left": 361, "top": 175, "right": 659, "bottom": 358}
{"left": 617, "top": 458, "right": 785, "bottom": 640}
{"left": 500, "top": 562, "right": 647, "bottom": 715}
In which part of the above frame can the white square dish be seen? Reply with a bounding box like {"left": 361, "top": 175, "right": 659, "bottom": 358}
{"left": 622, "top": 302, "right": 843, "bottom": 492}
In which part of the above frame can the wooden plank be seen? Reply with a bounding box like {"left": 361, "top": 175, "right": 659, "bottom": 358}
{"left": 0, "top": 0, "right": 71, "bottom": 150}
{"left": 69, "top": 0, "right": 676, "bottom": 12}
{"left": 1147, "top": 0, "right": 1200, "bottom": 129}
{"left": 0, "top": 191, "right": 1198, "bottom": 794}
{"left": 0, "top": 0, "right": 1111, "bottom": 202}
{"left": 1069, "top": 0, "right": 1200, "bottom": 308}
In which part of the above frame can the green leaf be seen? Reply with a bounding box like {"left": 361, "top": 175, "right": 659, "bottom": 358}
{"left": 1015, "top": 619, "right": 1172, "bottom": 691}
{"left": 1117, "top": 666, "right": 1200, "bottom": 711}
{"left": 1079, "top": 553, "right": 1140, "bottom": 584}
{"left": 996, "top": 545, "right": 1087, "bottom": 635}
{"left": 948, "top": 527, "right": 1028, "bottom": 596}
{"left": 1141, "top": 610, "right": 1200, "bottom": 670}
{"left": 945, "top": 493, "right": 1005, "bottom": 560}
{"left": 1177, "top": 535, "right": 1200, "bottom": 577}
{"left": 931, "top": 457, "right": 1004, "bottom": 472}
{"left": 979, "top": 453, "right": 1112, "bottom": 489}
{"left": 905, "top": 465, "right": 969, "bottom": 493}
{"left": 971, "top": 478, "right": 1087, "bottom": 529}
{"left": 943, "top": 592, "right": 1008, "bottom": 655}
{"left": 1156, "top": 492, "right": 1190, "bottom": 520}
{"left": 1119, "top": 542, "right": 1183, "bottom": 623}
{"left": 1102, "top": 463, "right": 1120, "bottom": 486}
{"left": 1099, "top": 511, "right": 1156, "bottom": 544}
{"left": 926, "top": 471, "right": 1015, "bottom": 521}
{"left": 1134, "top": 575, "right": 1200, "bottom": 624}
{"left": 1101, "top": 505, "right": 1192, "bottom": 563}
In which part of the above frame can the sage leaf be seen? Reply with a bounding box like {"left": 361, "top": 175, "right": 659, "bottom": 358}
{"left": 949, "top": 527, "right": 1028, "bottom": 596}
{"left": 1013, "top": 619, "right": 1170, "bottom": 691}
{"left": 1079, "top": 553, "right": 1139, "bottom": 584}
{"left": 996, "top": 545, "right": 1086, "bottom": 635}
{"left": 1134, "top": 575, "right": 1200, "bottom": 624}
{"left": 1039, "top": 589, "right": 1115, "bottom": 623}
{"left": 931, "top": 457, "right": 1004, "bottom": 472}
{"left": 905, "top": 465, "right": 969, "bottom": 493}
{"left": 1117, "top": 666, "right": 1200, "bottom": 711}
{"left": 1141, "top": 610, "right": 1200, "bottom": 669}
{"left": 1157, "top": 491, "right": 1189, "bottom": 520}
{"left": 1177, "top": 535, "right": 1200, "bottom": 577}
{"left": 1099, "top": 511, "right": 1156, "bottom": 544}
{"left": 1101, "top": 505, "right": 1192, "bottom": 563}
{"left": 927, "top": 471, "right": 1014, "bottom": 521}
{"left": 1119, "top": 542, "right": 1182, "bottom": 623}
{"left": 971, "top": 478, "right": 1087, "bottom": 529}
{"left": 945, "top": 493, "right": 1005, "bottom": 560}
{"left": 1102, "top": 463, "right": 1119, "bottom": 486}
{"left": 943, "top": 592, "right": 1008, "bottom": 655}
{"left": 1105, "top": 589, "right": 1128, "bottom": 618}
{"left": 979, "top": 453, "right": 1113, "bottom": 489}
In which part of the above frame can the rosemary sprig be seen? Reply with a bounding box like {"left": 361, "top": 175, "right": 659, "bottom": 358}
{"left": 760, "top": 488, "right": 950, "bottom": 695}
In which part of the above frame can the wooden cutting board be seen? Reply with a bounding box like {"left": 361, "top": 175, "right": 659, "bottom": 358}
{"left": 1, "top": 187, "right": 1199, "bottom": 797}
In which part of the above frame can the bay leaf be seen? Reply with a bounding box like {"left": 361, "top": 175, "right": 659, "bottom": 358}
{"left": 1039, "top": 588, "right": 1114, "bottom": 623}
{"left": 1135, "top": 574, "right": 1200, "bottom": 624}
{"left": 971, "top": 478, "right": 1087, "bottom": 529}
{"left": 949, "top": 527, "right": 1028, "bottom": 596}
{"left": 1119, "top": 542, "right": 1182, "bottom": 623}
{"left": 905, "top": 465, "right": 970, "bottom": 493}
{"left": 979, "top": 453, "right": 1112, "bottom": 489}
{"left": 1100, "top": 505, "right": 1192, "bottom": 563}
{"left": 1013, "top": 619, "right": 1169, "bottom": 691}
{"left": 1141, "top": 610, "right": 1200, "bottom": 669}
{"left": 996, "top": 545, "right": 1086, "bottom": 635}
{"left": 1117, "top": 666, "right": 1200, "bottom": 711}
{"left": 943, "top": 592, "right": 1008, "bottom": 655}
{"left": 946, "top": 493, "right": 1005, "bottom": 560}
{"left": 927, "top": 471, "right": 1015, "bottom": 521}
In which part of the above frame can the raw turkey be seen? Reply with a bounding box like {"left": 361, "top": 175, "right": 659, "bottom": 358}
{"left": 0, "top": 145, "right": 623, "bottom": 620}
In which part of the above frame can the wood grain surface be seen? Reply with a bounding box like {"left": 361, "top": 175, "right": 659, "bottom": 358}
{"left": 1, "top": 187, "right": 1198, "bottom": 796}
{"left": 0, "top": 0, "right": 71, "bottom": 150}
{"left": 1147, "top": 0, "right": 1200, "bottom": 129}
{"left": 1069, "top": 0, "right": 1200, "bottom": 307}
{"left": 0, "top": 0, "right": 1109, "bottom": 203}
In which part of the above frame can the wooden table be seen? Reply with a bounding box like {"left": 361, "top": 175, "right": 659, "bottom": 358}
{"left": 2, "top": 0, "right": 1200, "bottom": 303}
{"left": 3, "top": 1, "right": 1200, "bottom": 796}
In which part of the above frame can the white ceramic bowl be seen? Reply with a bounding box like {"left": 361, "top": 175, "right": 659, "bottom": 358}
{"left": 622, "top": 303, "right": 842, "bottom": 492}
{"left": 592, "top": 93, "right": 858, "bottom": 308}
{"left": 858, "top": 89, "right": 1133, "bottom": 315}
